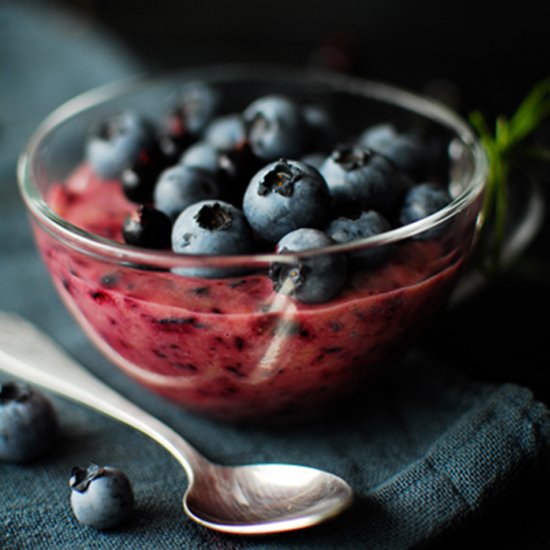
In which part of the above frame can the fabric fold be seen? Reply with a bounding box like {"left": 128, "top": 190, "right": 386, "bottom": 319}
{"left": 360, "top": 384, "right": 550, "bottom": 549}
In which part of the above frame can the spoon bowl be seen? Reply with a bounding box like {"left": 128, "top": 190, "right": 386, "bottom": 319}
{"left": 0, "top": 311, "right": 353, "bottom": 534}
{"left": 184, "top": 463, "right": 352, "bottom": 534}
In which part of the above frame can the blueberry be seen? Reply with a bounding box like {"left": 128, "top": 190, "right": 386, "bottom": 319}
{"left": 399, "top": 182, "right": 452, "bottom": 238}
{"left": 181, "top": 142, "right": 262, "bottom": 205}
{"left": 70, "top": 464, "right": 134, "bottom": 530}
{"left": 302, "top": 104, "right": 338, "bottom": 151}
{"left": 359, "top": 123, "right": 428, "bottom": 179}
{"left": 86, "top": 111, "right": 154, "bottom": 179}
{"left": 326, "top": 210, "right": 391, "bottom": 267}
{"left": 320, "top": 144, "right": 409, "bottom": 215}
{"left": 121, "top": 144, "right": 166, "bottom": 204}
{"left": 217, "top": 145, "right": 266, "bottom": 203}
{"left": 243, "top": 159, "right": 331, "bottom": 242}
{"left": 243, "top": 95, "right": 307, "bottom": 160}
{"left": 358, "top": 123, "right": 395, "bottom": 151}
{"left": 122, "top": 205, "right": 172, "bottom": 249}
{"left": 0, "top": 381, "right": 57, "bottom": 463}
{"left": 269, "top": 228, "right": 347, "bottom": 304}
{"left": 204, "top": 114, "right": 246, "bottom": 152}
{"left": 171, "top": 200, "right": 254, "bottom": 278}
{"left": 153, "top": 164, "right": 221, "bottom": 219}
{"left": 180, "top": 141, "right": 222, "bottom": 174}
{"left": 175, "top": 81, "right": 221, "bottom": 136}
{"left": 156, "top": 106, "right": 195, "bottom": 165}
{"left": 300, "top": 152, "right": 326, "bottom": 171}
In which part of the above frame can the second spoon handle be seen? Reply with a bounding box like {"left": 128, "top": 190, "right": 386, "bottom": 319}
{"left": 0, "top": 311, "right": 206, "bottom": 477}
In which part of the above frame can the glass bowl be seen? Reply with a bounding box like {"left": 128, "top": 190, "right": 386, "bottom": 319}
{"left": 18, "top": 66, "right": 488, "bottom": 422}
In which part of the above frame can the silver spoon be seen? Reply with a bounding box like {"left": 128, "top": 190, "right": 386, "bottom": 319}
{"left": 0, "top": 311, "right": 353, "bottom": 534}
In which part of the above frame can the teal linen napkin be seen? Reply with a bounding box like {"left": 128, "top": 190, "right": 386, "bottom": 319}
{"left": 2, "top": 341, "right": 549, "bottom": 549}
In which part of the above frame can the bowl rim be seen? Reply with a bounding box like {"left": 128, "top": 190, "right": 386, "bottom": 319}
{"left": 17, "top": 63, "right": 489, "bottom": 267}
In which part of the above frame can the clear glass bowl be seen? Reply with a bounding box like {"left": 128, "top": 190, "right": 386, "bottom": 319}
{"left": 18, "top": 66, "right": 488, "bottom": 422}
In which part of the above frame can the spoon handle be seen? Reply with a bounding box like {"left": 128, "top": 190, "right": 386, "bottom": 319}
{"left": 0, "top": 311, "right": 206, "bottom": 478}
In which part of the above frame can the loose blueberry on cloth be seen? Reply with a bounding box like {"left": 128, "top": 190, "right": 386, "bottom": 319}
{"left": 69, "top": 464, "right": 134, "bottom": 530}
{"left": 0, "top": 382, "right": 58, "bottom": 463}
{"left": 2, "top": 3, "right": 550, "bottom": 549}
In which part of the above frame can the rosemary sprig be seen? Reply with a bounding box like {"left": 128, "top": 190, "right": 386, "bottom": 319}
{"left": 469, "top": 78, "right": 550, "bottom": 272}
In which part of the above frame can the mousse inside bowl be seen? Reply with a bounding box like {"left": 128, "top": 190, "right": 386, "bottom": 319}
{"left": 18, "top": 66, "right": 487, "bottom": 422}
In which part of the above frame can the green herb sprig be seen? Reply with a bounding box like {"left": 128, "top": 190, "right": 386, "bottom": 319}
{"left": 469, "top": 78, "right": 550, "bottom": 272}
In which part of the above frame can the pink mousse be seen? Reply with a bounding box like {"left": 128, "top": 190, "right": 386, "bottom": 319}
{"left": 38, "top": 164, "right": 466, "bottom": 421}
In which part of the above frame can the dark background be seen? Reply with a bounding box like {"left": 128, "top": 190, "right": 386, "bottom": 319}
{"left": 46, "top": 0, "right": 550, "bottom": 117}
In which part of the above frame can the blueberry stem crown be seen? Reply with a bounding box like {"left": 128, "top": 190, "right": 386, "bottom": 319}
{"left": 248, "top": 112, "right": 271, "bottom": 141}
{"left": 97, "top": 115, "right": 133, "bottom": 141}
{"left": 270, "top": 263, "right": 309, "bottom": 294}
{"left": 332, "top": 145, "right": 374, "bottom": 171}
{"left": 70, "top": 464, "right": 106, "bottom": 493}
{"left": 286, "top": 265, "right": 308, "bottom": 290}
{"left": 257, "top": 159, "right": 301, "bottom": 197}
{"left": 97, "top": 120, "right": 119, "bottom": 141}
{"left": 195, "top": 203, "right": 232, "bottom": 231}
{"left": 0, "top": 382, "right": 32, "bottom": 404}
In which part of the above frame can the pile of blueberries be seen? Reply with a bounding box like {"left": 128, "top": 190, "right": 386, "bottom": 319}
{"left": 0, "top": 381, "right": 133, "bottom": 529}
{"left": 86, "top": 82, "right": 452, "bottom": 303}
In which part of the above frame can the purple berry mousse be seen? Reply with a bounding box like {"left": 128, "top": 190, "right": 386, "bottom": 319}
{"left": 36, "top": 162, "right": 473, "bottom": 423}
